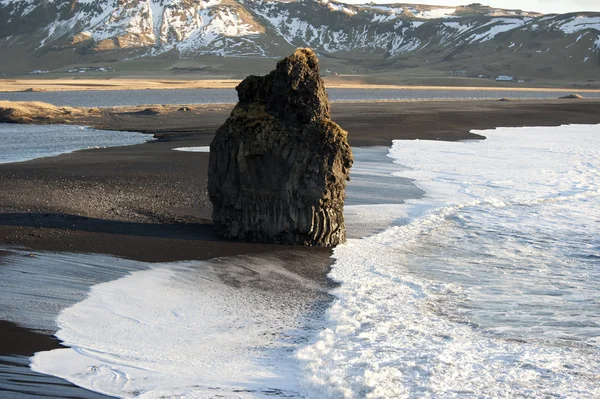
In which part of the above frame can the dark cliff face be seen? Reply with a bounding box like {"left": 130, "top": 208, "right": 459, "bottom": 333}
{"left": 208, "top": 48, "right": 353, "bottom": 247}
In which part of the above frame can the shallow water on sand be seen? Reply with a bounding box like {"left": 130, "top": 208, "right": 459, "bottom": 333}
{"left": 0, "top": 123, "right": 151, "bottom": 164}
{"left": 0, "top": 355, "right": 109, "bottom": 399}
{"left": 1, "top": 88, "right": 599, "bottom": 107}
{"left": 0, "top": 250, "right": 148, "bottom": 398}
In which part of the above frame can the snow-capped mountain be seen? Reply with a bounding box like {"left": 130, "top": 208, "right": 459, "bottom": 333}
{"left": 0, "top": 0, "right": 598, "bottom": 77}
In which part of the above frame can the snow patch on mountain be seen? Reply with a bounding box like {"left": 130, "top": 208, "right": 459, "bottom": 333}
{"left": 324, "top": 1, "right": 356, "bottom": 16}
{"left": 559, "top": 16, "right": 600, "bottom": 34}
{"left": 467, "top": 18, "right": 527, "bottom": 43}
{"left": 414, "top": 8, "right": 456, "bottom": 19}
{"left": 363, "top": 5, "right": 405, "bottom": 15}
{"left": 551, "top": 16, "right": 600, "bottom": 50}
{"left": 443, "top": 21, "right": 473, "bottom": 35}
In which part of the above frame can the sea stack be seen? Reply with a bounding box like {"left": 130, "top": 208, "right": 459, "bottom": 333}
{"left": 208, "top": 48, "right": 353, "bottom": 246}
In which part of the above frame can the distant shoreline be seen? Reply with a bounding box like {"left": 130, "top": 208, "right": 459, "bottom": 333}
{"left": 2, "top": 78, "right": 600, "bottom": 93}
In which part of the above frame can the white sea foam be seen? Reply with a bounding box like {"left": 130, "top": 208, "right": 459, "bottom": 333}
{"left": 0, "top": 250, "right": 148, "bottom": 333}
{"left": 172, "top": 146, "right": 210, "bottom": 152}
{"left": 298, "top": 124, "right": 600, "bottom": 398}
{"left": 0, "top": 124, "right": 151, "bottom": 164}
{"left": 30, "top": 254, "right": 329, "bottom": 398}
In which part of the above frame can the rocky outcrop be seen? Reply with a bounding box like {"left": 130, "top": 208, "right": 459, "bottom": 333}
{"left": 70, "top": 32, "right": 93, "bottom": 46}
{"left": 208, "top": 48, "right": 353, "bottom": 247}
{"left": 559, "top": 94, "right": 585, "bottom": 99}
{"left": 91, "top": 33, "right": 156, "bottom": 52}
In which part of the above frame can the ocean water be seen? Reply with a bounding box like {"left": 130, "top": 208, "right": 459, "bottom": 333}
{"left": 2, "top": 88, "right": 599, "bottom": 108}
{"left": 8, "top": 124, "right": 600, "bottom": 398}
{"left": 0, "top": 123, "right": 151, "bottom": 164}
{"left": 300, "top": 124, "right": 600, "bottom": 398}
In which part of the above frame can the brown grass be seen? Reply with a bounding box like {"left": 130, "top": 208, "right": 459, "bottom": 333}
{"left": 0, "top": 100, "right": 89, "bottom": 123}
{"left": 0, "top": 79, "right": 241, "bottom": 92}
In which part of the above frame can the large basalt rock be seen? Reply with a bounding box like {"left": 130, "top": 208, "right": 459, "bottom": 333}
{"left": 208, "top": 48, "right": 353, "bottom": 246}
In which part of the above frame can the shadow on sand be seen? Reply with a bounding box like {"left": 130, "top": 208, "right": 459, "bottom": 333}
{"left": 0, "top": 212, "right": 217, "bottom": 241}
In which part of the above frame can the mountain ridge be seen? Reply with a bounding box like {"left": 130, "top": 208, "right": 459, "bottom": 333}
{"left": 0, "top": 0, "right": 598, "bottom": 81}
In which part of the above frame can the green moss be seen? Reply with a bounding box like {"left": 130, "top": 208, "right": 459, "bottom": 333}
{"left": 231, "top": 103, "right": 271, "bottom": 120}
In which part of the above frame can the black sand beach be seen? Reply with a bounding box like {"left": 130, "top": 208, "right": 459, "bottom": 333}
{"left": 1, "top": 98, "right": 600, "bottom": 397}
{"left": 2, "top": 99, "right": 599, "bottom": 262}
{"left": 2, "top": 99, "right": 600, "bottom": 260}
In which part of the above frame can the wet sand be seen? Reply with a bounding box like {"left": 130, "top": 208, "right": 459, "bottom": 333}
{"left": 0, "top": 321, "right": 59, "bottom": 356}
{"left": 1, "top": 98, "right": 600, "bottom": 397}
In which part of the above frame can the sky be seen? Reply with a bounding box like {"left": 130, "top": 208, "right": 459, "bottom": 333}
{"left": 340, "top": 1, "right": 600, "bottom": 14}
